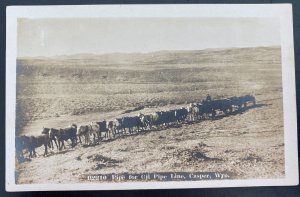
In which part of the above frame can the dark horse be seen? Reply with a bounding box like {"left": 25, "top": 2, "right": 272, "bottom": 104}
{"left": 29, "top": 134, "right": 50, "bottom": 157}
{"left": 16, "top": 134, "right": 49, "bottom": 158}
{"left": 50, "top": 124, "right": 77, "bottom": 150}
{"left": 42, "top": 127, "right": 58, "bottom": 150}
{"left": 17, "top": 134, "right": 50, "bottom": 158}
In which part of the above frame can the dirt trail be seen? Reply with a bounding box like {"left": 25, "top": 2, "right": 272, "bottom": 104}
{"left": 16, "top": 95, "right": 284, "bottom": 184}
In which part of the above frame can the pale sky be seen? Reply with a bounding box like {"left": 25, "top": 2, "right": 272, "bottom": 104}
{"left": 17, "top": 18, "right": 280, "bottom": 57}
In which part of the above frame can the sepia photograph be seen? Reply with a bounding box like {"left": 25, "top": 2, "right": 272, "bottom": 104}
{"left": 6, "top": 5, "right": 298, "bottom": 191}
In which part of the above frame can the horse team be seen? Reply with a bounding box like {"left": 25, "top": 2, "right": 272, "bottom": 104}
{"left": 15, "top": 94, "right": 256, "bottom": 162}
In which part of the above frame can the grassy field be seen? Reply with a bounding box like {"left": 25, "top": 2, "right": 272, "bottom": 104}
{"left": 15, "top": 46, "right": 284, "bottom": 183}
{"left": 16, "top": 47, "right": 282, "bottom": 134}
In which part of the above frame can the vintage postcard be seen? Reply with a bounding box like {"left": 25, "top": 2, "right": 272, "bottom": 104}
{"left": 6, "top": 4, "right": 298, "bottom": 191}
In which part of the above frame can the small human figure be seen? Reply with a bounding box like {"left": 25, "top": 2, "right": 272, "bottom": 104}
{"left": 206, "top": 94, "right": 212, "bottom": 102}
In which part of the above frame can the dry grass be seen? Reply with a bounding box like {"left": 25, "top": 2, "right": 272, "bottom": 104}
{"left": 15, "top": 47, "right": 284, "bottom": 184}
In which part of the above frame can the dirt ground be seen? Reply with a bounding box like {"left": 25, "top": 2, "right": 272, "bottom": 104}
{"left": 14, "top": 47, "right": 284, "bottom": 184}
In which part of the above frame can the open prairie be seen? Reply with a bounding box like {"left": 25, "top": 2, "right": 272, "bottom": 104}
{"left": 15, "top": 47, "right": 284, "bottom": 183}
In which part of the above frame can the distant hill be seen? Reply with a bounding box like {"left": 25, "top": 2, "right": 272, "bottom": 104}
{"left": 17, "top": 46, "right": 281, "bottom": 67}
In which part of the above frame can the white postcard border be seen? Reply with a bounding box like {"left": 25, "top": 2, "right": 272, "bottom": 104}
{"left": 6, "top": 4, "right": 298, "bottom": 191}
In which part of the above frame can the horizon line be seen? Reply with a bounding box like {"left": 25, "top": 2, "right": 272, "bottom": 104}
{"left": 17, "top": 45, "right": 281, "bottom": 59}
